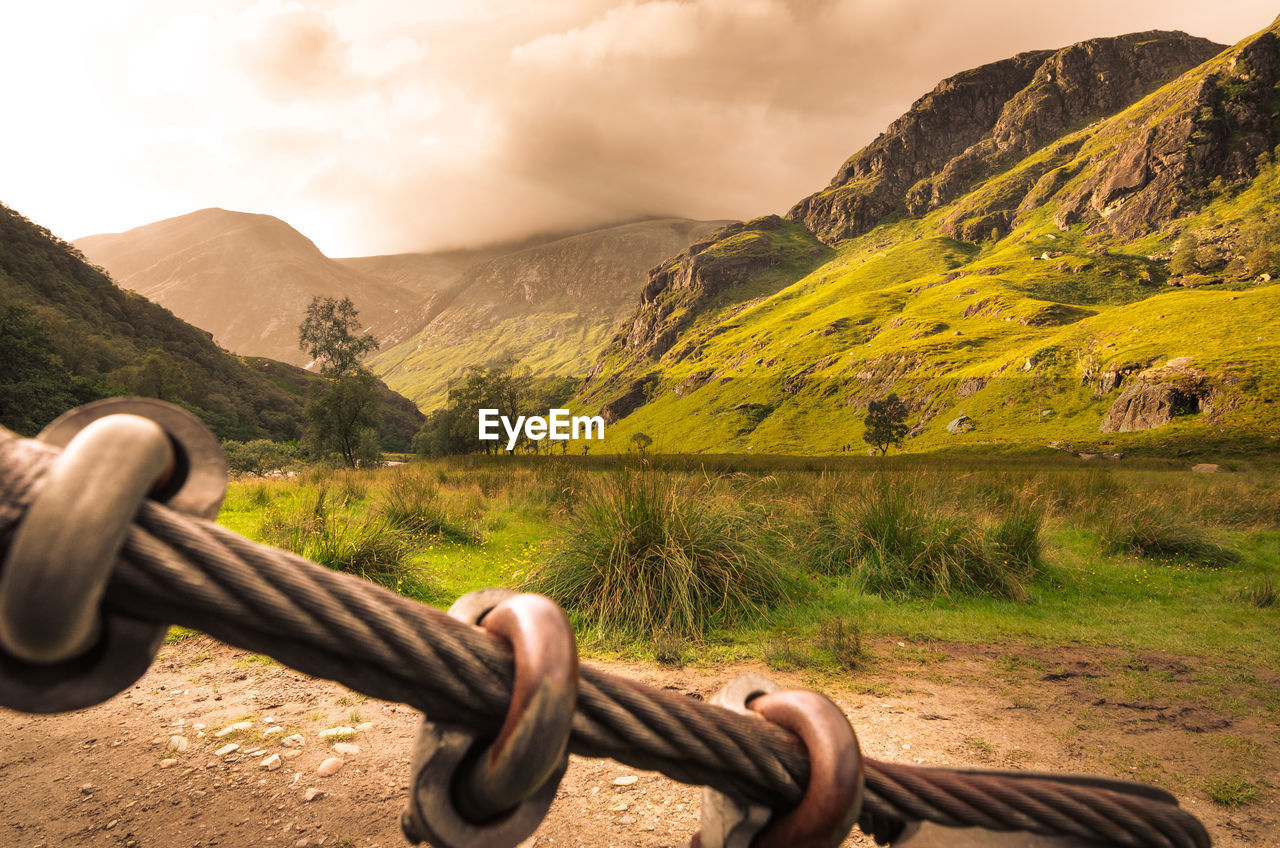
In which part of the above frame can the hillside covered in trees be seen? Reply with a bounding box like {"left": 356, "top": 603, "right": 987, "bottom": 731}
{"left": 0, "top": 204, "right": 421, "bottom": 448}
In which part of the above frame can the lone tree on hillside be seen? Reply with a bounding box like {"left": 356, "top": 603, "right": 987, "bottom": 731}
{"left": 863, "top": 393, "right": 910, "bottom": 456}
{"left": 629, "top": 432, "right": 653, "bottom": 455}
{"left": 300, "top": 296, "right": 379, "bottom": 377}
{"left": 298, "top": 296, "right": 381, "bottom": 467}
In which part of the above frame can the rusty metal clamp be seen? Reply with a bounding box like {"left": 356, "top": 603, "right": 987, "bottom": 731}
{"left": 0, "top": 398, "right": 227, "bottom": 713}
{"left": 402, "top": 587, "right": 579, "bottom": 848}
{"left": 692, "top": 674, "right": 864, "bottom": 848}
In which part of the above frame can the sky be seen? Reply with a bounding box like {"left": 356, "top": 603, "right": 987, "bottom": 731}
{"left": 0, "top": 1, "right": 1276, "bottom": 257}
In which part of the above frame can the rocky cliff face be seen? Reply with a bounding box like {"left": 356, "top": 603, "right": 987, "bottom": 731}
{"left": 788, "top": 32, "right": 1224, "bottom": 245}
{"left": 1053, "top": 31, "right": 1280, "bottom": 239}
{"left": 613, "top": 216, "right": 826, "bottom": 362}
{"left": 1098, "top": 360, "right": 1225, "bottom": 433}
{"left": 581, "top": 215, "right": 829, "bottom": 401}
{"left": 455, "top": 218, "right": 723, "bottom": 312}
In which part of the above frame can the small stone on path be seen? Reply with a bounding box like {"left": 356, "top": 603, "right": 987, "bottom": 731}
{"left": 332, "top": 742, "right": 360, "bottom": 756}
{"left": 304, "top": 788, "right": 323, "bottom": 802}
{"left": 261, "top": 753, "right": 282, "bottom": 771}
{"left": 215, "top": 721, "right": 252, "bottom": 738}
{"left": 282, "top": 734, "right": 305, "bottom": 748}
{"left": 613, "top": 775, "right": 638, "bottom": 787}
{"left": 318, "top": 726, "right": 354, "bottom": 739}
{"left": 316, "top": 757, "right": 344, "bottom": 777}
{"left": 215, "top": 743, "right": 239, "bottom": 757}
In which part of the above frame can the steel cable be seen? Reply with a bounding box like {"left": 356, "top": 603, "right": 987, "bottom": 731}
{"left": 0, "top": 430, "right": 1211, "bottom": 847}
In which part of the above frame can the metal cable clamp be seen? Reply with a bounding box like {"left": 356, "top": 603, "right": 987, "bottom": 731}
{"left": 692, "top": 673, "right": 864, "bottom": 848}
{"left": 402, "top": 587, "right": 579, "bottom": 847}
{"left": 0, "top": 398, "right": 226, "bottom": 712}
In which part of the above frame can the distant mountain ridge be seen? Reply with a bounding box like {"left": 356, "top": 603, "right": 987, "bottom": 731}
{"left": 789, "top": 31, "right": 1225, "bottom": 244}
{"left": 1, "top": 204, "right": 306, "bottom": 440}
{"left": 369, "top": 217, "right": 731, "bottom": 409}
{"left": 79, "top": 211, "right": 729, "bottom": 412}
{"left": 76, "top": 209, "right": 423, "bottom": 366}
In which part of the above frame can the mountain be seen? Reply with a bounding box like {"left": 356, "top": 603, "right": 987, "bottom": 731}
{"left": 367, "top": 217, "right": 731, "bottom": 409}
{"left": 0, "top": 204, "right": 423, "bottom": 448}
{"left": 576, "top": 25, "right": 1280, "bottom": 456}
{"left": 75, "top": 209, "right": 423, "bottom": 366}
{"left": 0, "top": 203, "right": 304, "bottom": 440}
{"left": 79, "top": 210, "right": 729, "bottom": 413}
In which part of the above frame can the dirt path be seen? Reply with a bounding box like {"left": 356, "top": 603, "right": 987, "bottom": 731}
{"left": 3, "top": 636, "right": 1275, "bottom": 847}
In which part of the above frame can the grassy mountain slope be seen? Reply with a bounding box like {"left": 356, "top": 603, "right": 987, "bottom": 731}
{"left": 577, "top": 24, "right": 1280, "bottom": 457}
{"left": 76, "top": 209, "right": 423, "bottom": 366}
{"left": 369, "top": 218, "right": 730, "bottom": 410}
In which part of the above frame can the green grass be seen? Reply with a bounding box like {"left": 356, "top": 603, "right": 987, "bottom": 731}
{"left": 377, "top": 468, "right": 483, "bottom": 544}
{"left": 523, "top": 470, "right": 793, "bottom": 639}
{"left": 1098, "top": 503, "right": 1238, "bottom": 566}
{"left": 213, "top": 457, "right": 1279, "bottom": 672}
{"left": 1203, "top": 775, "right": 1260, "bottom": 806}
{"left": 808, "top": 479, "right": 1043, "bottom": 600}
{"left": 258, "top": 487, "right": 419, "bottom": 592}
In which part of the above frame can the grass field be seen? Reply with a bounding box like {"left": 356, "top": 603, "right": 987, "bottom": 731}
{"left": 218, "top": 455, "right": 1279, "bottom": 661}
{"left": 215, "top": 453, "right": 1279, "bottom": 814}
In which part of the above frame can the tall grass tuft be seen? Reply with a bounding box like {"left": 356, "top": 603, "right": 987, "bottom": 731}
{"left": 377, "top": 472, "right": 482, "bottom": 544}
{"left": 525, "top": 471, "right": 791, "bottom": 639}
{"left": 1099, "top": 504, "right": 1238, "bottom": 566}
{"left": 260, "top": 487, "right": 427, "bottom": 594}
{"left": 1230, "top": 577, "right": 1276, "bottom": 608}
{"left": 810, "top": 482, "right": 1043, "bottom": 601}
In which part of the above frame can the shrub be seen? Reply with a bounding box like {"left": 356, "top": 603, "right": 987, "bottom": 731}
{"left": 810, "top": 483, "right": 1043, "bottom": 600}
{"left": 1099, "top": 504, "right": 1238, "bottom": 566}
{"left": 221, "top": 439, "right": 300, "bottom": 476}
{"left": 260, "top": 488, "right": 426, "bottom": 595}
{"left": 376, "top": 472, "right": 482, "bottom": 544}
{"left": 525, "top": 471, "right": 791, "bottom": 639}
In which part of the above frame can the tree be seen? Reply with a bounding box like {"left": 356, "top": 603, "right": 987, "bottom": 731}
{"left": 413, "top": 359, "right": 552, "bottom": 456}
{"left": 299, "top": 296, "right": 379, "bottom": 377}
{"left": 629, "top": 432, "right": 653, "bottom": 455}
{"left": 298, "top": 297, "right": 382, "bottom": 467}
{"left": 1169, "top": 235, "right": 1199, "bottom": 277}
{"left": 221, "top": 438, "right": 300, "bottom": 476}
{"left": 305, "top": 370, "right": 383, "bottom": 467}
{"left": 863, "top": 393, "right": 910, "bottom": 456}
{"left": 0, "top": 303, "right": 107, "bottom": 435}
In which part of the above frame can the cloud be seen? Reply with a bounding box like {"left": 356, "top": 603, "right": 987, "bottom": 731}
{"left": 0, "top": 0, "right": 1276, "bottom": 255}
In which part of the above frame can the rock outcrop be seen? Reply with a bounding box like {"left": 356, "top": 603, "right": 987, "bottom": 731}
{"left": 788, "top": 32, "right": 1223, "bottom": 245}
{"left": 601, "top": 373, "right": 660, "bottom": 423}
{"left": 606, "top": 216, "right": 828, "bottom": 365}
{"left": 1053, "top": 30, "right": 1280, "bottom": 239}
{"left": 1099, "top": 361, "right": 1216, "bottom": 432}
